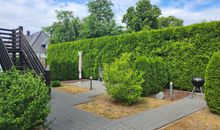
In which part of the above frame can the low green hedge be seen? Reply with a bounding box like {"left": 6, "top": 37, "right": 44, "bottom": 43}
{"left": 48, "top": 21, "right": 220, "bottom": 91}
{"left": 205, "top": 52, "right": 220, "bottom": 114}
{"left": 0, "top": 69, "right": 50, "bottom": 130}
{"left": 134, "top": 56, "right": 168, "bottom": 96}
{"left": 50, "top": 80, "right": 61, "bottom": 87}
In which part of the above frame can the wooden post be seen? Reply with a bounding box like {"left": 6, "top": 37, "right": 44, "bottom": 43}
{"left": 19, "top": 26, "right": 24, "bottom": 70}
{"left": 45, "top": 70, "right": 51, "bottom": 86}
{"left": 19, "top": 26, "right": 23, "bottom": 32}
{"left": 12, "top": 29, "right": 16, "bottom": 65}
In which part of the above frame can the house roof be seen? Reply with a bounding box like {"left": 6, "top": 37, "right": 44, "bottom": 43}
{"left": 25, "top": 31, "right": 49, "bottom": 54}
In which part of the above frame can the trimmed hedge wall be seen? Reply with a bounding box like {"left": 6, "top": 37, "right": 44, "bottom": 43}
{"left": 48, "top": 21, "right": 220, "bottom": 90}
{"left": 205, "top": 52, "right": 220, "bottom": 114}
{"left": 134, "top": 56, "right": 168, "bottom": 96}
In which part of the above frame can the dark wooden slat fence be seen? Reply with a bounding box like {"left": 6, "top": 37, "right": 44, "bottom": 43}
{"left": 0, "top": 26, "right": 50, "bottom": 85}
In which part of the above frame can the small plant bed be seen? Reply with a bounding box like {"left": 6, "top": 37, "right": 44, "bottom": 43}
{"left": 75, "top": 94, "right": 172, "bottom": 119}
{"left": 54, "top": 84, "right": 89, "bottom": 94}
{"left": 150, "top": 89, "right": 191, "bottom": 101}
{"left": 160, "top": 108, "right": 220, "bottom": 130}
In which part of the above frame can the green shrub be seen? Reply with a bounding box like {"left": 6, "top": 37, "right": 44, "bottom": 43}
{"left": 134, "top": 56, "right": 168, "bottom": 96}
{"left": 48, "top": 21, "right": 220, "bottom": 90}
{"left": 0, "top": 69, "right": 50, "bottom": 130}
{"left": 103, "top": 53, "right": 143, "bottom": 105}
{"left": 50, "top": 80, "right": 61, "bottom": 87}
{"left": 204, "top": 52, "right": 220, "bottom": 114}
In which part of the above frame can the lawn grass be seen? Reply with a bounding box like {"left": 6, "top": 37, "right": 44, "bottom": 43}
{"left": 54, "top": 84, "right": 89, "bottom": 94}
{"left": 75, "top": 94, "right": 172, "bottom": 119}
{"left": 160, "top": 108, "right": 220, "bottom": 130}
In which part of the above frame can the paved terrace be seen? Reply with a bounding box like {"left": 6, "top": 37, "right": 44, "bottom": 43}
{"left": 47, "top": 80, "right": 206, "bottom": 130}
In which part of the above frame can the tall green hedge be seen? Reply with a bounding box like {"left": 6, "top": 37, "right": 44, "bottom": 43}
{"left": 134, "top": 56, "right": 168, "bottom": 96}
{"left": 48, "top": 21, "right": 220, "bottom": 90}
{"left": 205, "top": 52, "right": 220, "bottom": 114}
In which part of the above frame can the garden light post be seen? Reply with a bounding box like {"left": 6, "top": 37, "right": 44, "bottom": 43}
{"left": 170, "top": 82, "right": 173, "bottom": 100}
{"left": 44, "top": 64, "right": 50, "bottom": 86}
{"left": 78, "top": 51, "right": 82, "bottom": 80}
{"left": 90, "top": 76, "right": 93, "bottom": 90}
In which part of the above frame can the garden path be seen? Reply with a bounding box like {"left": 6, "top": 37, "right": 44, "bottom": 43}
{"left": 47, "top": 80, "right": 206, "bottom": 130}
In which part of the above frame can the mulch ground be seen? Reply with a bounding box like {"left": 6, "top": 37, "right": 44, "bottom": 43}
{"left": 150, "top": 89, "right": 191, "bottom": 101}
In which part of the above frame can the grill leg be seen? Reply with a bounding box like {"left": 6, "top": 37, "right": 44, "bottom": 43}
{"left": 190, "top": 87, "right": 195, "bottom": 98}
{"left": 200, "top": 87, "right": 203, "bottom": 94}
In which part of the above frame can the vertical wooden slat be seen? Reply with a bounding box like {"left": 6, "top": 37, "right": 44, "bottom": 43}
{"left": 18, "top": 28, "right": 24, "bottom": 70}
{"left": 0, "top": 36, "right": 13, "bottom": 70}
{"left": 12, "top": 29, "right": 16, "bottom": 65}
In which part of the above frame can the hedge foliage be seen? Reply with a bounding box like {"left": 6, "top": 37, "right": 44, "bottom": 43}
{"left": 0, "top": 69, "right": 50, "bottom": 130}
{"left": 103, "top": 53, "right": 143, "bottom": 105}
{"left": 48, "top": 21, "right": 220, "bottom": 91}
{"left": 205, "top": 52, "right": 220, "bottom": 114}
{"left": 50, "top": 80, "right": 61, "bottom": 87}
{"left": 134, "top": 56, "right": 168, "bottom": 96}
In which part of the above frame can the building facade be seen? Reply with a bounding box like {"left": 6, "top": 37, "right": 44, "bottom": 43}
{"left": 25, "top": 31, "right": 49, "bottom": 68}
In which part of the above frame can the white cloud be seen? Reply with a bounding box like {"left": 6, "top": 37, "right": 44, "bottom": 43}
{"left": 0, "top": 0, "right": 219, "bottom": 33}
{"left": 111, "top": 0, "right": 138, "bottom": 25}
{"left": 0, "top": 0, "right": 162, "bottom": 32}
{"left": 0, "top": 0, "right": 88, "bottom": 33}
{"left": 59, "top": 2, "right": 88, "bottom": 18}
{"left": 161, "top": 0, "right": 220, "bottom": 25}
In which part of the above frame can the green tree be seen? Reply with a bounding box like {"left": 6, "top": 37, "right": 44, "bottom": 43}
{"left": 158, "top": 16, "right": 184, "bottom": 28}
{"left": 87, "top": 0, "right": 114, "bottom": 22}
{"left": 80, "top": 0, "right": 122, "bottom": 39}
{"left": 122, "top": 0, "right": 161, "bottom": 32}
{"left": 43, "top": 10, "right": 82, "bottom": 44}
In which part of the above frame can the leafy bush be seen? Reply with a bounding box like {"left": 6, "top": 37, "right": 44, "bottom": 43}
{"left": 103, "top": 53, "right": 143, "bottom": 105}
{"left": 50, "top": 80, "right": 61, "bottom": 87}
{"left": 0, "top": 69, "right": 50, "bottom": 130}
{"left": 48, "top": 21, "right": 220, "bottom": 90}
{"left": 204, "top": 52, "right": 220, "bottom": 114}
{"left": 134, "top": 56, "right": 168, "bottom": 96}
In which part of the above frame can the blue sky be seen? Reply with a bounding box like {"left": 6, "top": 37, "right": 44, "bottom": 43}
{"left": 0, "top": 0, "right": 220, "bottom": 33}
